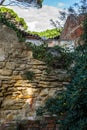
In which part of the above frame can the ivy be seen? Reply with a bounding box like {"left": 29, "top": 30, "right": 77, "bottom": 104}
{"left": 26, "top": 42, "right": 73, "bottom": 70}
{"left": 82, "top": 18, "right": 87, "bottom": 43}
{"left": 0, "top": 7, "right": 28, "bottom": 42}
{"left": 0, "top": 7, "right": 28, "bottom": 30}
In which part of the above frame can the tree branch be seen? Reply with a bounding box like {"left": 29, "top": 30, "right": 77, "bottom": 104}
{"left": 0, "top": 0, "right": 6, "bottom": 5}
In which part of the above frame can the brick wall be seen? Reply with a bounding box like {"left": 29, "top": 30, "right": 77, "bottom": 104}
{"left": 0, "top": 117, "right": 60, "bottom": 130}
{"left": 18, "top": 116, "right": 59, "bottom": 130}
{"left": 60, "top": 14, "right": 85, "bottom": 41}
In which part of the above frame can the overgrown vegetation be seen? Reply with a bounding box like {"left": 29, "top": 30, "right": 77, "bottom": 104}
{"left": 0, "top": 7, "right": 28, "bottom": 29}
{"left": 36, "top": 18, "right": 87, "bottom": 130}
{"left": 82, "top": 18, "right": 87, "bottom": 43}
{"left": 0, "top": 7, "right": 28, "bottom": 41}
{"left": 36, "top": 2, "right": 87, "bottom": 129}
{"left": 29, "top": 28, "right": 62, "bottom": 39}
{"left": 26, "top": 42, "right": 73, "bottom": 70}
{"left": 0, "top": 7, "right": 61, "bottom": 41}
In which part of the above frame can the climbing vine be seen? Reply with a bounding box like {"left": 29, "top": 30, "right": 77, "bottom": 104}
{"left": 26, "top": 42, "right": 73, "bottom": 70}
{"left": 0, "top": 7, "right": 28, "bottom": 41}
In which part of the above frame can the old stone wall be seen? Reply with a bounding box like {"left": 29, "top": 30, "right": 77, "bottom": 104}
{"left": 0, "top": 24, "right": 70, "bottom": 123}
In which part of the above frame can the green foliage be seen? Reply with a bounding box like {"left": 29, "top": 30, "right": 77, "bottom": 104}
{"left": 36, "top": 44, "right": 87, "bottom": 130}
{"left": 36, "top": 19, "right": 87, "bottom": 130}
{"left": 0, "top": 7, "right": 28, "bottom": 42}
{"left": 36, "top": 91, "right": 67, "bottom": 117}
{"left": 0, "top": 7, "right": 28, "bottom": 30}
{"left": 61, "top": 46, "right": 87, "bottom": 129}
{"left": 26, "top": 42, "right": 73, "bottom": 69}
{"left": 24, "top": 71, "right": 35, "bottom": 80}
{"left": 29, "top": 28, "right": 62, "bottom": 39}
{"left": 82, "top": 18, "right": 87, "bottom": 43}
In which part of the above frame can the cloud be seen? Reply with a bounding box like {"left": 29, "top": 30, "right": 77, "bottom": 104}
{"left": 57, "top": 2, "right": 66, "bottom": 7}
{"left": 8, "top": 5, "right": 63, "bottom": 32}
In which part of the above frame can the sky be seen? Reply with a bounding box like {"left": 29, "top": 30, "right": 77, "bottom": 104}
{"left": 43, "top": 0, "right": 79, "bottom": 8}
{"left": 4, "top": 0, "right": 80, "bottom": 32}
{"left": 8, "top": 5, "right": 62, "bottom": 32}
{"left": 4, "top": 0, "right": 80, "bottom": 8}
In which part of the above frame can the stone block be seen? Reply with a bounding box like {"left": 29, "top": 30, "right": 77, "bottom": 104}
{"left": 0, "top": 69, "right": 12, "bottom": 76}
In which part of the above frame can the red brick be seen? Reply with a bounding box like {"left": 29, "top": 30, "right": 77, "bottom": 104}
{"left": 60, "top": 14, "right": 85, "bottom": 40}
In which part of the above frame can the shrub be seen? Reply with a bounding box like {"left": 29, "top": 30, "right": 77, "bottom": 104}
{"left": 26, "top": 42, "right": 73, "bottom": 70}
{"left": 36, "top": 19, "right": 87, "bottom": 130}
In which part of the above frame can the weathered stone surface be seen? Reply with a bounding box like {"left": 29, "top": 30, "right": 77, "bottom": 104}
{"left": 6, "top": 62, "right": 16, "bottom": 70}
{"left": 39, "top": 88, "right": 49, "bottom": 97}
{"left": 0, "top": 69, "right": 12, "bottom": 76}
{"left": 2, "top": 99, "right": 16, "bottom": 107}
{"left": 0, "top": 23, "right": 70, "bottom": 122}
{"left": 14, "top": 80, "right": 31, "bottom": 87}
{"left": 48, "top": 88, "right": 63, "bottom": 97}
{"left": 0, "top": 46, "right": 5, "bottom": 62}
{"left": 0, "top": 93, "right": 3, "bottom": 97}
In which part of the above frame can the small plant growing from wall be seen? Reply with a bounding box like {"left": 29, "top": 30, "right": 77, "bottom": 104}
{"left": 24, "top": 71, "right": 35, "bottom": 80}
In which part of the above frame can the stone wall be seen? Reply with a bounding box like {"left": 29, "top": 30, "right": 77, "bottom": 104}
{"left": 0, "top": 24, "right": 70, "bottom": 123}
